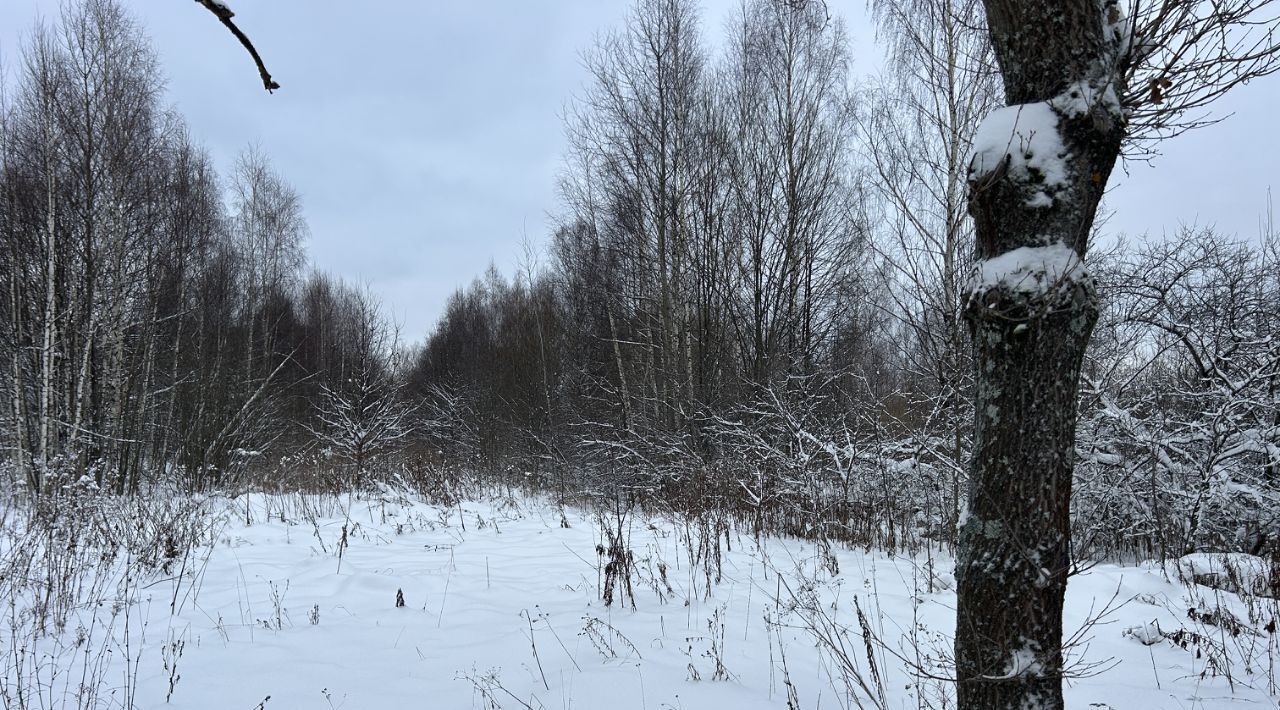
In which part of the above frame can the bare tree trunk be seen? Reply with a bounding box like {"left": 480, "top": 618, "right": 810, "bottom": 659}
{"left": 605, "top": 298, "right": 633, "bottom": 433}
{"left": 8, "top": 275, "right": 32, "bottom": 485}
{"left": 68, "top": 311, "right": 97, "bottom": 456}
{"left": 38, "top": 139, "right": 57, "bottom": 481}
{"left": 955, "top": 2, "right": 1125, "bottom": 707}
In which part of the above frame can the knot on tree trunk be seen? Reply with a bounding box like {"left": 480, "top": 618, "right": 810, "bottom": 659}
{"left": 963, "top": 242, "right": 1099, "bottom": 336}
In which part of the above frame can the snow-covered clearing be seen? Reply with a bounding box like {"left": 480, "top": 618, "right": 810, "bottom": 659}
{"left": 3, "top": 490, "right": 1277, "bottom": 709}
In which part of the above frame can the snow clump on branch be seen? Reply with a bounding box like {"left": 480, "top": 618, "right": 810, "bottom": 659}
{"left": 969, "top": 102, "right": 1069, "bottom": 207}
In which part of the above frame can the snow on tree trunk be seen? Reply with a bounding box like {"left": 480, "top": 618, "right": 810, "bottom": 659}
{"left": 955, "top": 1, "right": 1128, "bottom": 708}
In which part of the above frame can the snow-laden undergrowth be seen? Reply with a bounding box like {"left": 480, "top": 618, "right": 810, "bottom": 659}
{"left": 2, "top": 487, "right": 1276, "bottom": 709}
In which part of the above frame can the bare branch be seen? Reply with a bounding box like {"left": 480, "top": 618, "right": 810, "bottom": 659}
{"left": 1123, "top": 0, "right": 1280, "bottom": 158}
{"left": 192, "top": 0, "right": 280, "bottom": 92}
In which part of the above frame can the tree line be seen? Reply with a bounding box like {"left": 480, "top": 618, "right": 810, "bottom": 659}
{"left": 0, "top": 0, "right": 404, "bottom": 494}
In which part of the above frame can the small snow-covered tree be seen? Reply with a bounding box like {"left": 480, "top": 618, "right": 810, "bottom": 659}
{"left": 306, "top": 288, "right": 412, "bottom": 486}
{"left": 310, "top": 373, "right": 414, "bottom": 487}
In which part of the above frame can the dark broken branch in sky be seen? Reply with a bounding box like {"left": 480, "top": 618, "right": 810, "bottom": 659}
{"left": 194, "top": 0, "right": 280, "bottom": 92}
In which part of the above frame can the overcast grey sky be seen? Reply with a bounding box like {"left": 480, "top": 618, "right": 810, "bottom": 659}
{"left": 2, "top": 1, "right": 1277, "bottom": 342}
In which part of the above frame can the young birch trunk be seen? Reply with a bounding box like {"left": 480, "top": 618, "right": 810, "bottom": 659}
{"left": 9, "top": 273, "right": 32, "bottom": 485}
{"left": 605, "top": 299, "right": 633, "bottom": 433}
{"left": 39, "top": 158, "right": 57, "bottom": 483}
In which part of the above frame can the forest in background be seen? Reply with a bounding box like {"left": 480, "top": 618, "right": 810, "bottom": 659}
{"left": 2, "top": 0, "right": 1277, "bottom": 564}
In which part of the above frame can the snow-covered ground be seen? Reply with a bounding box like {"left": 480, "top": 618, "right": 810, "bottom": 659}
{"left": 4, "top": 490, "right": 1277, "bottom": 709}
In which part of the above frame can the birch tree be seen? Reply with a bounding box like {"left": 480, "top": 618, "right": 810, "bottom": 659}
{"left": 863, "top": 0, "right": 1002, "bottom": 534}
{"left": 723, "top": 0, "right": 860, "bottom": 385}
{"left": 572, "top": 0, "right": 707, "bottom": 431}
